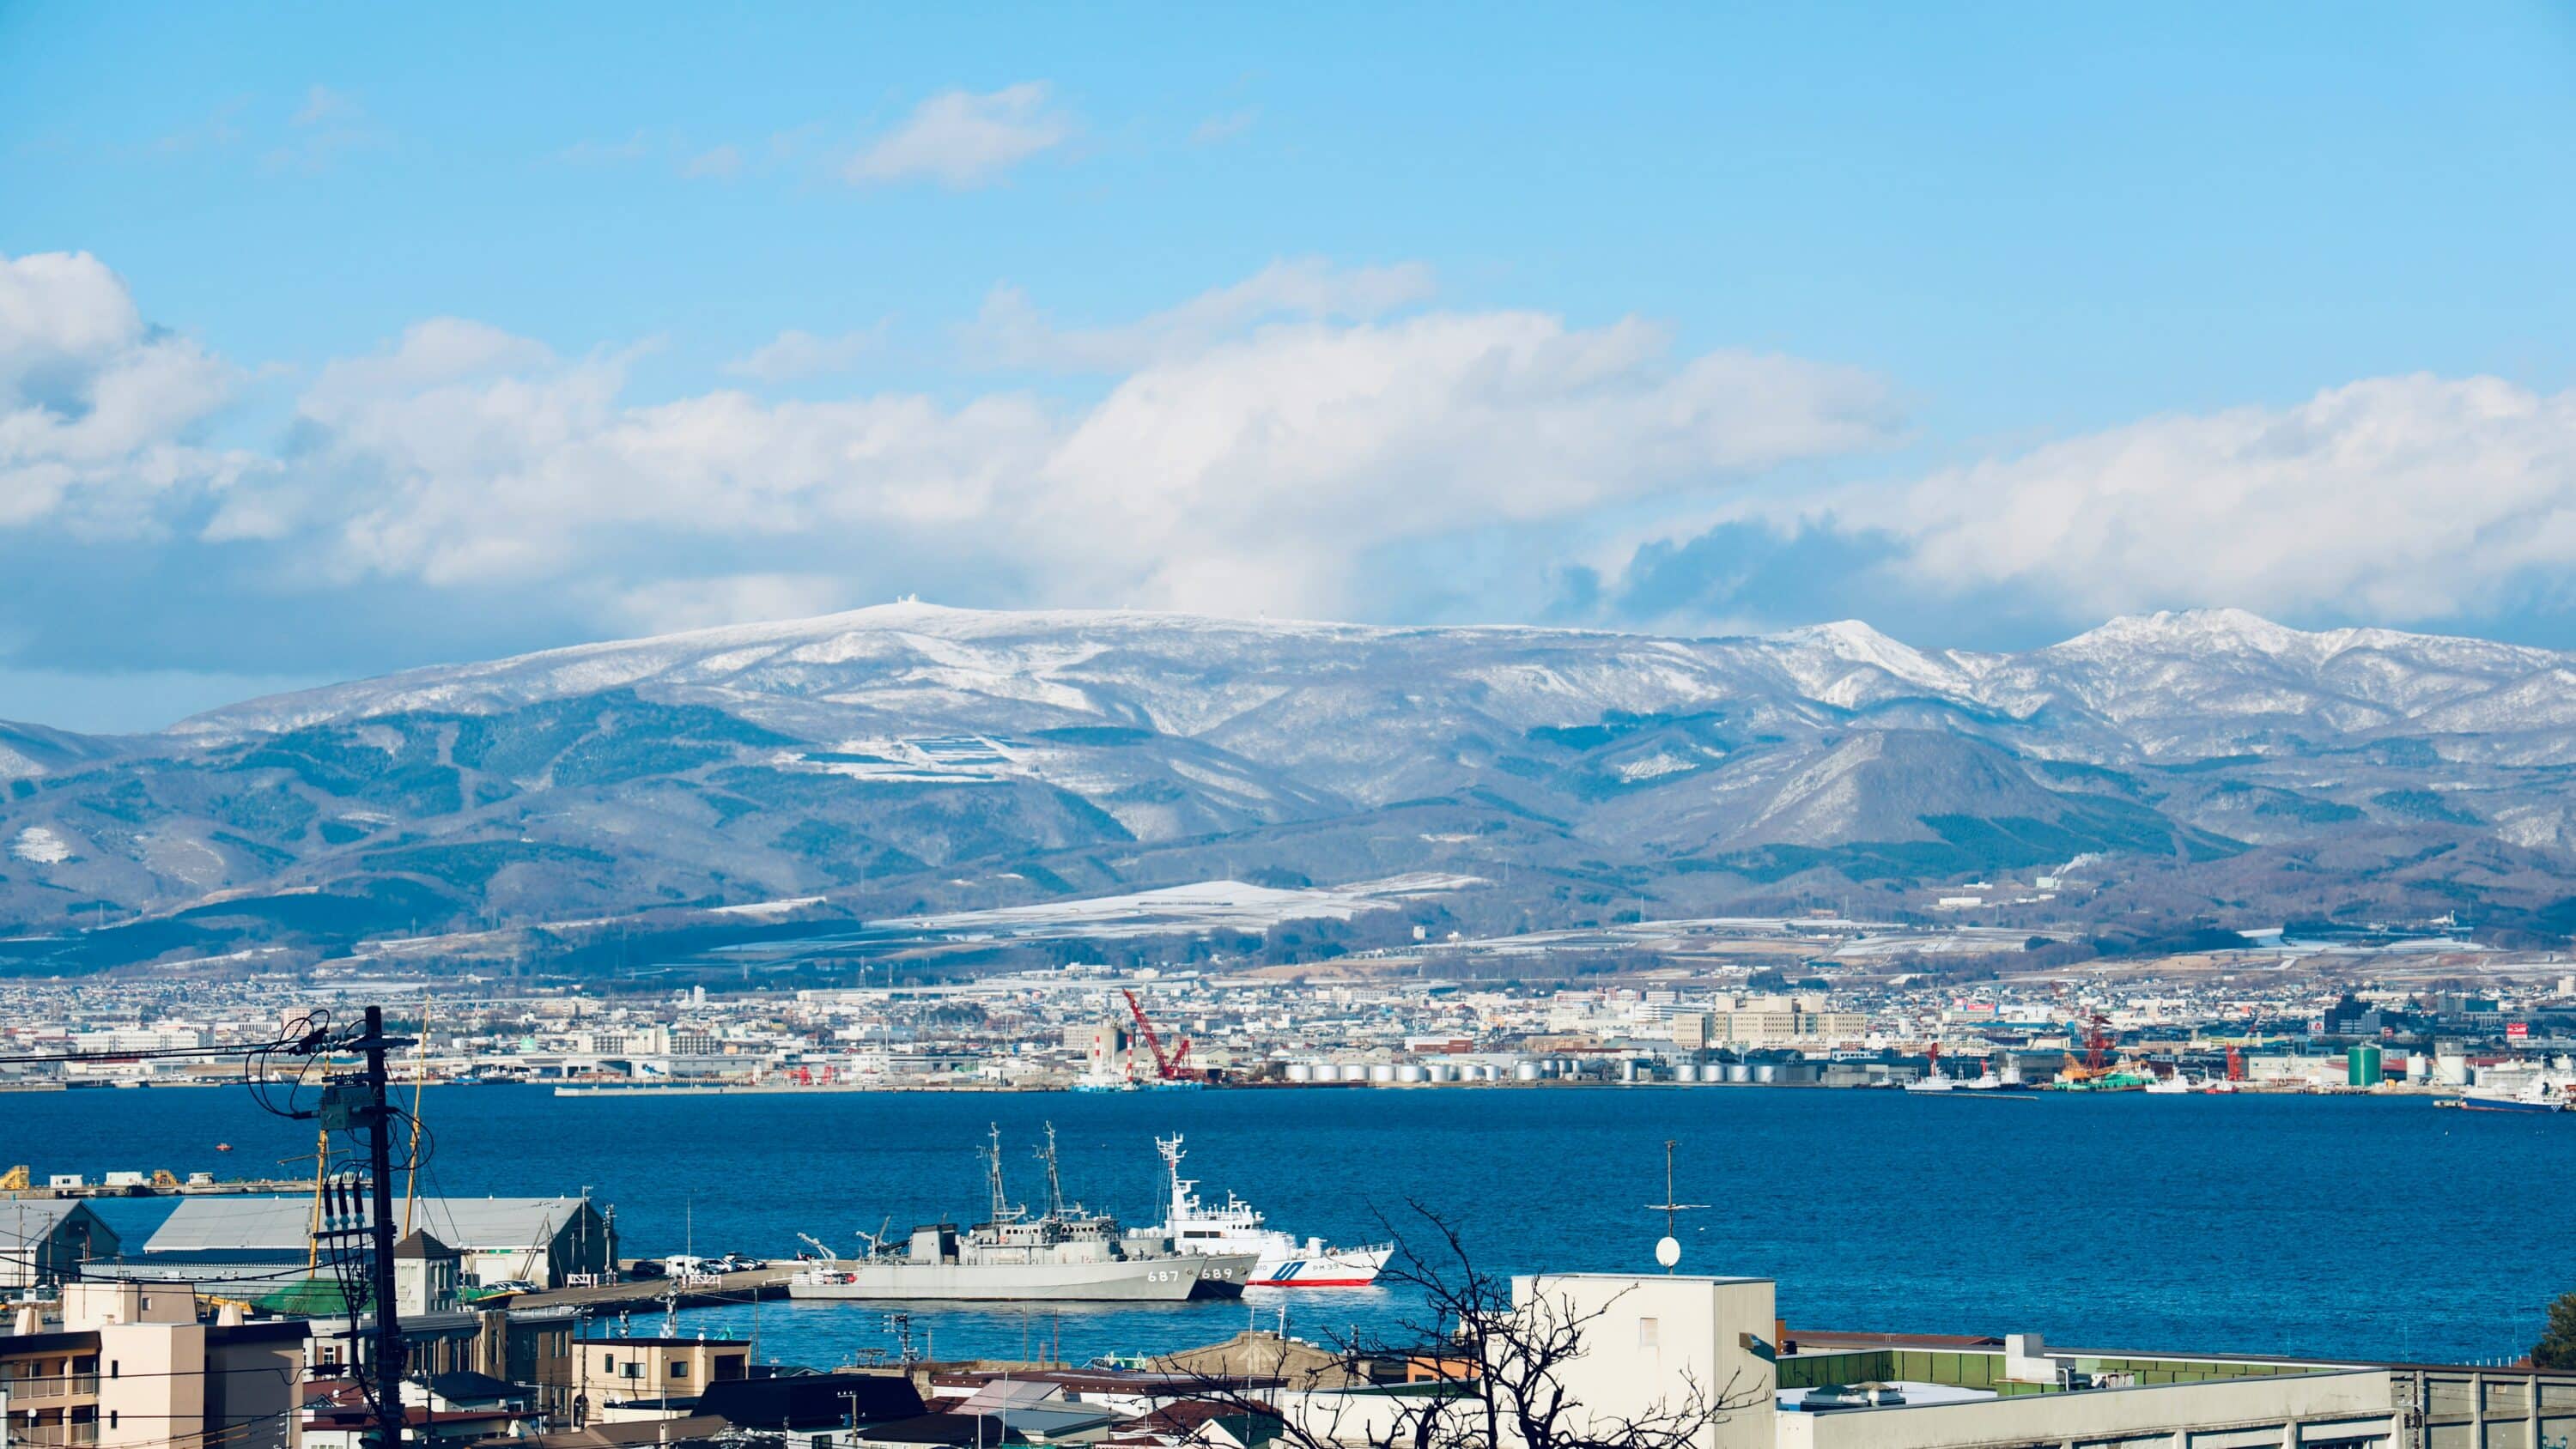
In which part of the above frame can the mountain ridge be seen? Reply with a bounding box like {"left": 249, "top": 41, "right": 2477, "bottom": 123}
{"left": 151, "top": 601, "right": 2576, "bottom": 749}
{"left": 5, "top": 602, "right": 2575, "bottom": 972}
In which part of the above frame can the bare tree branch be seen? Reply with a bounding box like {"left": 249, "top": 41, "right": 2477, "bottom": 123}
{"left": 1157, "top": 1200, "right": 1764, "bottom": 1449}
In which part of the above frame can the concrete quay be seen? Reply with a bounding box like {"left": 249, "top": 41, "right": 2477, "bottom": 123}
{"left": 512, "top": 1264, "right": 798, "bottom": 1312}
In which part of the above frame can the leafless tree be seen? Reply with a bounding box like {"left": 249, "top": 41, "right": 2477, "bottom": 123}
{"left": 1158, "top": 1201, "right": 1761, "bottom": 1449}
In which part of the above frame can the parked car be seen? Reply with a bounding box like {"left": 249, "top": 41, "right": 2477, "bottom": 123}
{"left": 483, "top": 1279, "right": 541, "bottom": 1296}
{"left": 627, "top": 1259, "right": 667, "bottom": 1279}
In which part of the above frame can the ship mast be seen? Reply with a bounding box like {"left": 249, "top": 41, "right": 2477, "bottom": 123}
{"left": 1036, "top": 1123, "right": 1066, "bottom": 1218}
{"left": 1157, "top": 1134, "right": 1191, "bottom": 1219}
{"left": 984, "top": 1123, "right": 1022, "bottom": 1223}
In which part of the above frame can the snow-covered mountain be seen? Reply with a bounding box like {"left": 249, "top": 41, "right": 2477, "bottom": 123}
{"left": 6, "top": 603, "right": 2574, "bottom": 969}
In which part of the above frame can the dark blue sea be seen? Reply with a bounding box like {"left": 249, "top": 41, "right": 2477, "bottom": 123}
{"left": 6, "top": 1086, "right": 2567, "bottom": 1369}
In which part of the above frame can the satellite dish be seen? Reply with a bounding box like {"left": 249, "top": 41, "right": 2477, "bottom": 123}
{"left": 1655, "top": 1235, "right": 1681, "bottom": 1269}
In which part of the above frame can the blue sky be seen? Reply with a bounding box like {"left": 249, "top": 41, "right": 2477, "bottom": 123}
{"left": 3, "top": 2, "right": 2575, "bottom": 730}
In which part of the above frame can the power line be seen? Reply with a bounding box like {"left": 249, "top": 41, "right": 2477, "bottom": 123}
{"left": 0, "top": 1026, "right": 325, "bottom": 1066}
{"left": 101, "top": 1404, "right": 303, "bottom": 1449}
{"left": 4, "top": 1364, "right": 319, "bottom": 1383}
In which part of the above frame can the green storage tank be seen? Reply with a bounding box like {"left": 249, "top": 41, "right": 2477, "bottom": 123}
{"left": 2348, "top": 1043, "right": 2383, "bottom": 1086}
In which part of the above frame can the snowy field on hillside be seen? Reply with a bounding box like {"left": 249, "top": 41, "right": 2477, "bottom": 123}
{"left": 9, "top": 826, "right": 71, "bottom": 864}
{"left": 878, "top": 872, "right": 1485, "bottom": 940}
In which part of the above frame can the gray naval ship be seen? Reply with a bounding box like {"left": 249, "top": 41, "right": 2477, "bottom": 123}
{"left": 787, "top": 1125, "right": 1255, "bottom": 1302}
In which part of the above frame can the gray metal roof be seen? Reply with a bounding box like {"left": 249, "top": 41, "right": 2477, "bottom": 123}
{"left": 0, "top": 1201, "right": 83, "bottom": 1245}
{"left": 143, "top": 1196, "right": 592, "bottom": 1254}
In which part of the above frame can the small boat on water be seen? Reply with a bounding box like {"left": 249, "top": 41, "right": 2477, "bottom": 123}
{"left": 1904, "top": 1044, "right": 1956, "bottom": 1094}
{"left": 2439, "top": 1078, "right": 2573, "bottom": 1113}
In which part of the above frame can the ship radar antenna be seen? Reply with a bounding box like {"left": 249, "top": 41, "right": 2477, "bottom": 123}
{"left": 1644, "top": 1138, "right": 1705, "bottom": 1273}
{"left": 1157, "top": 1133, "right": 1195, "bottom": 1212}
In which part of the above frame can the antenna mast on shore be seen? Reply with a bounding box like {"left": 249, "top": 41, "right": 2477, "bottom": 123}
{"left": 1644, "top": 1138, "right": 1705, "bottom": 1273}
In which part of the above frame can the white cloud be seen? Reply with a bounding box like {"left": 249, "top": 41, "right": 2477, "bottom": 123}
{"left": 212, "top": 275, "right": 1892, "bottom": 620}
{"left": 263, "top": 85, "right": 382, "bottom": 174}
{"left": 963, "top": 258, "right": 1437, "bottom": 373}
{"left": 550, "top": 133, "right": 653, "bottom": 167}
{"left": 0, "top": 251, "right": 246, "bottom": 530}
{"left": 306, "top": 318, "right": 555, "bottom": 403}
{"left": 721, "top": 325, "right": 887, "bottom": 382}
{"left": 843, "top": 82, "right": 1072, "bottom": 189}
{"left": 680, "top": 144, "right": 743, "bottom": 180}
{"left": 1192, "top": 109, "right": 1258, "bottom": 145}
{"left": 1861, "top": 374, "right": 2576, "bottom": 622}
{"left": 147, "top": 100, "right": 247, "bottom": 156}
{"left": 1030, "top": 313, "right": 1892, "bottom": 614}
{"left": 293, "top": 84, "right": 355, "bottom": 127}
{"left": 611, "top": 573, "right": 864, "bottom": 634}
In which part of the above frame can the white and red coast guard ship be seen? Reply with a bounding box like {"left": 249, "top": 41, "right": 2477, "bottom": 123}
{"left": 1132, "top": 1133, "right": 1393, "bottom": 1288}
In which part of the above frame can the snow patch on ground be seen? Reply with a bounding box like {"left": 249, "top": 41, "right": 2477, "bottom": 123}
{"left": 9, "top": 826, "right": 72, "bottom": 864}
{"left": 707, "top": 896, "right": 827, "bottom": 918}
{"left": 780, "top": 736, "right": 1022, "bottom": 785}
{"left": 879, "top": 872, "right": 1486, "bottom": 941}
{"left": 1614, "top": 752, "right": 1698, "bottom": 783}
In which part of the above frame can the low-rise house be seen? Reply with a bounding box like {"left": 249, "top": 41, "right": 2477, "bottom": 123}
{"left": 693, "top": 1370, "right": 928, "bottom": 1444}
{"left": 569, "top": 1336, "right": 750, "bottom": 1425}
{"left": 394, "top": 1230, "right": 466, "bottom": 1315}
{"left": 302, "top": 1377, "right": 535, "bottom": 1449}
{"left": 1103, "top": 1401, "right": 1281, "bottom": 1449}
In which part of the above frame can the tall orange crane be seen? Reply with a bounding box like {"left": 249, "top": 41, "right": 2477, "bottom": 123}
{"left": 1121, "top": 989, "right": 1197, "bottom": 1081}
{"left": 2058, "top": 1010, "right": 2123, "bottom": 1083}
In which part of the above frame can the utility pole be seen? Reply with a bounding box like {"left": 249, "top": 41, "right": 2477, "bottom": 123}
{"left": 357, "top": 1006, "right": 407, "bottom": 1449}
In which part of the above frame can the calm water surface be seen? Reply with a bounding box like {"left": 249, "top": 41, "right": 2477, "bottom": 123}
{"left": 5, "top": 1085, "right": 2566, "bottom": 1368}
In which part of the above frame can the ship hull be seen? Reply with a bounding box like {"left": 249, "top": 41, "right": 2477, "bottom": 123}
{"left": 1187, "top": 1252, "right": 1259, "bottom": 1297}
{"left": 787, "top": 1256, "right": 1215, "bottom": 1301}
{"left": 2456, "top": 1095, "right": 2565, "bottom": 1113}
{"left": 1250, "top": 1245, "right": 1394, "bottom": 1288}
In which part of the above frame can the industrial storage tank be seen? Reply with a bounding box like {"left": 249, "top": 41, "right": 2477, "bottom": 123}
{"left": 1725, "top": 1064, "right": 1752, "bottom": 1083}
{"left": 1285, "top": 1062, "right": 1316, "bottom": 1082}
{"left": 1424, "top": 1062, "right": 1455, "bottom": 1082}
{"left": 1673, "top": 1064, "right": 1696, "bottom": 1083}
{"left": 1339, "top": 1063, "right": 1370, "bottom": 1082}
{"left": 1474, "top": 1063, "right": 1500, "bottom": 1082}
{"left": 1368, "top": 1064, "right": 1398, "bottom": 1083}
{"left": 2348, "top": 1044, "right": 2384, "bottom": 1087}
{"left": 1513, "top": 1061, "right": 1542, "bottom": 1082}
{"left": 1750, "top": 1063, "right": 1777, "bottom": 1083}
{"left": 1395, "top": 1064, "right": 1427, "bottom": 1083}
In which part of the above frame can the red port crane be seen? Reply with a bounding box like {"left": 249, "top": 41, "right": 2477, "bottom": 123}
{"left": 2081, "top": 1011, "right": 2113, "bottom": 1073}
{"left": 1122, "top": 989, "right": 1196, "bottom": 1081}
